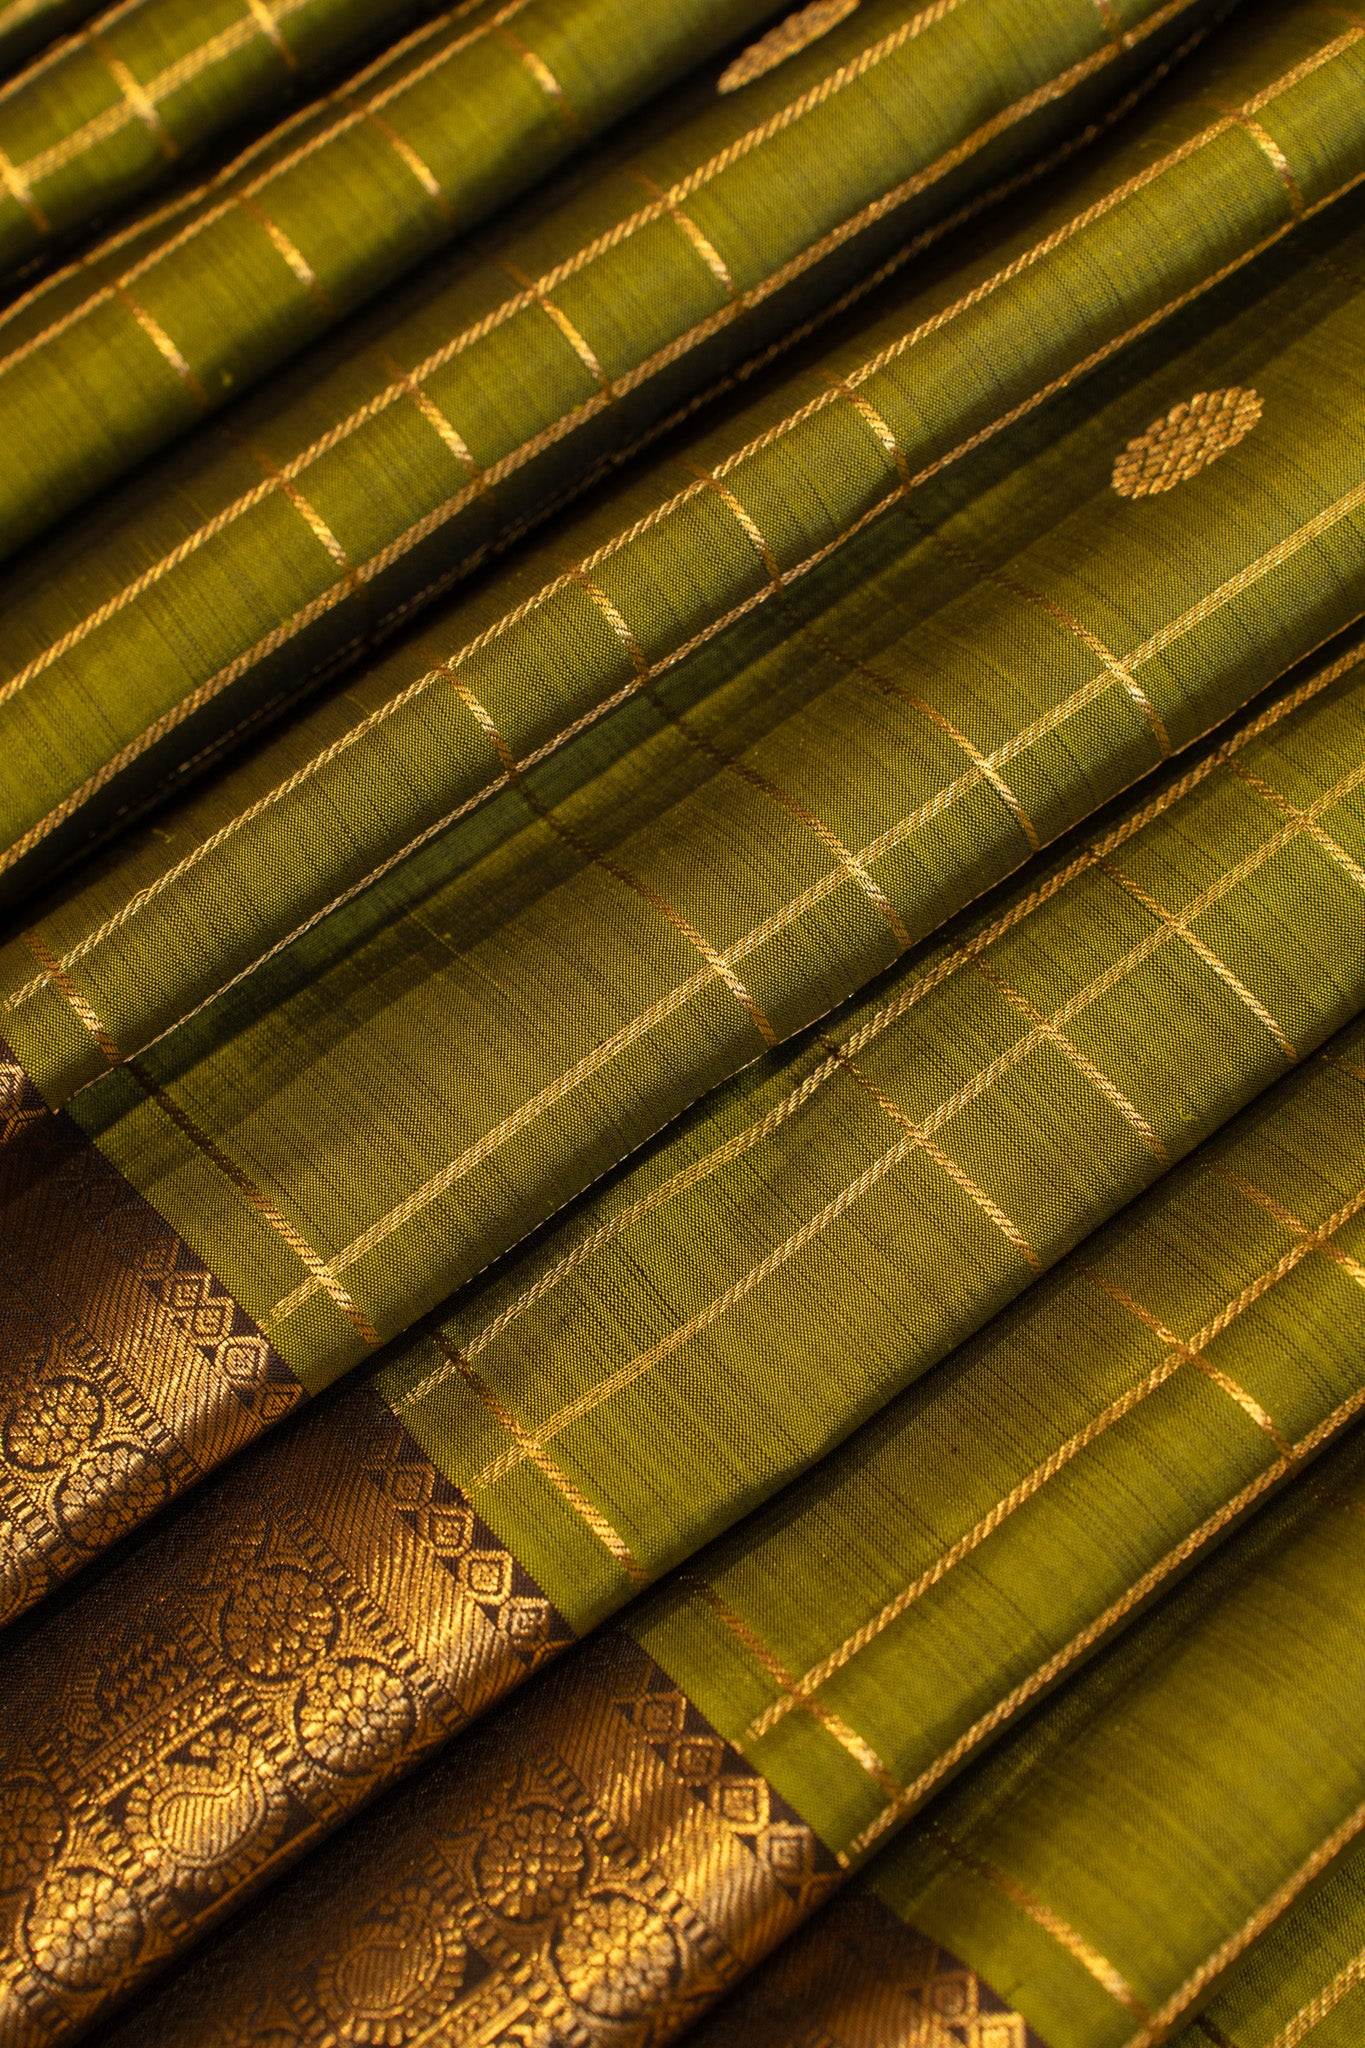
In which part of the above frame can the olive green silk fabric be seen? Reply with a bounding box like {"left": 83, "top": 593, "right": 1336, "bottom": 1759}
{"left": 0, "top": 0, "right": 101, "bottom": 76}
{"left": 6, "top": 0, "right": 1312, "bottom": 1078}
{"left": 0, "top": 0, "right": 787, "bottom": 568}
{"left": 15, "top": 184, "right": 1365, "bottom": 1416}
{"left": 380, "top": 654, "right": 1365, "bottom": 1624}
{"left": 0, "top": 0, "right": 445, "bottom": 277}
{"left": 0, "top": 0, "right": 1256, "bottom": 892}
{"left": 85, "top": 997, "right": 1365, "bottom": 2046}
{"left": 855, "top": 1422, "right": 1365, "bottom": 2048}
{"left": 1169, "top": 1839, "right": 1365, "bottom": 2047}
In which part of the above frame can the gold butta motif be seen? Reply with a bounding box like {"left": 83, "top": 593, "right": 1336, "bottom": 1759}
{"left": 1112, "top": 387, "right": 1263, "bottom": 497}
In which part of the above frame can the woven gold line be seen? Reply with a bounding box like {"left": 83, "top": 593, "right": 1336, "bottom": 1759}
{"left": 688, "top": 1576, "right": 901, "bottom": 1792}
{"left": 976, "top": 955, "right": 1170, "bottom": 1164}
{"left": 1213, "top": 1166, "right": 1365, "bottom": 1290}
{"left": 442, "top": 653, "right": 778, "bottom": 1051}
{"left": 502, "top": 259, "right": 610, "bottom": 394}
{"left": 361, "top": 105, "right": 453, "bottom": 220}
{"left": 20, "top": 933, "right": 121, "bottom": 1066}
{"left": 569, "top": 553, "right": 914, "bottom": 947}
{"left": 493, "top": 23, "right": 583, "bottom": 138}
{"left": 822, "top": 1035, "right": 1040, "bottom": 1267}
{"left": 1217, "top": 103, "right": 1306, "bottom": 219}
{"left": 112, "top": 285, "right": 208, "bottom": 404}
{"left": 1125, "top": 1796, "right": 1365, "bottom": 2046}
{"left": 1225, "top": 759, "right": 1365, "bottom": 889}
{"left": 697, "top": 467, "right": 785, "bottom": 583}
{"left": 748, "top": 1176, "right": 1365, "bottom": 1743}
{"left": 267, "top": 678, "right": 1365, "bottom": 1328}
{"left": 0, "top": 11, "right": 1312, "bottom": 728}
{"left": 369, "top": 345, "right": 492, "bottom": 498}
{"left": 1086, "top": 1269, "right": 1293, "bottom": 1453}
{"left": 91, "top": 34, "right": 177, "bottom": 159}
{"left": 245, "top": 0, "right": 297, "bottom": 68}
{"left": 236, "top": 195, "right": 333, "bottom": 313}
{"left": 430, "top": 1332, "right": 646, "bottom": 1582}
{"left": 1324, "top": 1046, "right": 1365, "bottom": 1084}
{"left": 848, "top": 1371, "right": 1365, "bottom": 1862}
{"left": 631, "top": 169, "right": 738, "bottom": 298}
{"left": 1095, "top": 854, "right": 1297, "bottom": 1060}
{"left": 468, "top": 1127, "right": 922, "bottom": 1492}
{"left": 129, "top": 1062, "right": 380, "bottom": 1344}
{"left": 0, "top": 141, "right": 47, "bottom": 231}
{"left": 224, "top": 431, "right": 358, "bottom": 586}
{"left": 924, "top": 1820, "right": 1151, "bottom": 2019}
{"left": 1260, "top": 1942, "right": 1365, "bottom": 2048}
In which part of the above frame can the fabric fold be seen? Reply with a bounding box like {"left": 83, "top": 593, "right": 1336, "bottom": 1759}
{"left": 0, "top": 0, "right": 101, "bottom": 76}
{"left": 0, "top": 0, "right": 1251, "bottom": 890}
{"left": 6, "top": 159, "right": 1365, "bottom": 1612}
{"left": 0, "top": 0, "right": 790, "bottom": 562}
{"left": 75, "top": 929, "right": 1365, "bottom": 2046}
{"left": 1, "top": 149, "right": 1363, "bottom": 1605}
{"left": 0, "top": 0, "right": 455, "bottom": 279}
{"left": 4, "top": 648, "right": 1365, "bottom": 2037}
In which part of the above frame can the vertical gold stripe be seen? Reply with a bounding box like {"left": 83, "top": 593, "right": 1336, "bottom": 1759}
{"left": 975, "top": 956, "right": 1171, "bottom": 1164}
{"left": 431, "top": 1333, "right": 647, "bottom": 1583}
{"left": 21, "top": 934, "right": 121, "bottom": 1066}
{"left": 0, "top": 141, "right": 48, "bottom": 231}
{"left": 1226, "top": 760, "right": 1365, "bottom": 888}
{"left": 244, "top": 0, "right": 298, "bottom": 68}
{"left": 688, "top": 1575, "right": 902, "bottom": 1791}
{"left": 444, "top": 666, "right": 778, "bottom": 1046}
{"left": 90, "top": 36, "right": 178, "bottom": 160}
{"left": 1095, "top": 855, "right": 1297, "bottom": 1061}
{"left": 821, "top": 1034, "right": 1040, "bottom": 1267}
{"left": 225, "top": 431, "right": 359, "bottom": 587}
{"left": 1213, "top": 1165, "right": 1365, "bottom": 1290}
{"left": 493, "top": 24, "right": 584, "bottom": 138}
{"left": 113, "top": 286, "right": 209, "bottom": 404}
{"left": 631, "top": 170, "right": 738, "bottom": 298}
{"left": 361, "top": 107, "right": 454, "bottom": 220}
{"left": 369, "top": 345, "right": 494, "bottom": 501}
{"left": 1090, "top": 0, "right": 1128, "bottom": 46}
{"left": 236, "top": 196, "right": 334, "bottom": 313}
{"left": 502, "top": 259, "right": 611, "bottom": 393}
{"left": 924, "top": 1819, "right": 1152, "bottom": 2020}
{"left": 1214, "top": 102, "right": 1306, "bottom": 218}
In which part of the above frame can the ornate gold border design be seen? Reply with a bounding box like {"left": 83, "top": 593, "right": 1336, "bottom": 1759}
{"left": 0, "top": 1388, "right": 570, "bottom": 2044}
{"left": 105, "top": 1632, "right": 841, "bottom": 2046}
{"left": 685, "top": 1888, "right": 1044, "bottom": 2048}
{"left": 0, "top": 1038, "right": 301, "bottom": 1626}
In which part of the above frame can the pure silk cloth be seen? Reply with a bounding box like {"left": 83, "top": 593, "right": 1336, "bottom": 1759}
{"left": 0, "top": 0, "right": 452, "bottom": 278}
{"left": 0, "top": 0, "right": 1250, "bottom": 891}
{"left": 6, "top": 82, "right": 1365, "bottom": 1619}
{"left": 0, "top": 0, "right": 789, "bottom": 565}
{"left": 75, "top": 977, "right": 1365, "bottom": 2046}
{"left": 5, "top": 651, "right": 1365, "bottom": 2039}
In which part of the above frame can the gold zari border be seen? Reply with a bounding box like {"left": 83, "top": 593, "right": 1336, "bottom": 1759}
{"left": 0, "top": 1037, "right": 301, "bottom": 1627}
{"left": 104, "top": 1633, "right": 840, "bottom": 2046}
{"left": 0, "top": 1385, "right": 570, "bottom": 2044}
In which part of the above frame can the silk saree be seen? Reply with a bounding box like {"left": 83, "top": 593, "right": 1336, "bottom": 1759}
{"left": 2, "top": 1, "right": 1365, "bottom": 2042}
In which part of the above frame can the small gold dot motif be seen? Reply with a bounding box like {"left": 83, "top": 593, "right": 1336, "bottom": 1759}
{"left": 1112, "top": 387, "right": 1263, "bottom": 498}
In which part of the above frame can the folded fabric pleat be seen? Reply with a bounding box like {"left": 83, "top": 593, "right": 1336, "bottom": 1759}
{"left": 5, "top": 649, "right": 1365, "bottom": 2038}
{"left": 80, "top": 956, "right": 1365, "bottom": 2046}
{"left": 0, "top": 0, "right": 1256, "bottom": 890}
{"left": 5, "top": 149, "right": 1365, "bottom": 1610}
{"left": 0, "top": 0, "right": 459, "bottom": 279}
{"left": 0, "top": 0, "right": 792, "bottom": 563}
{"left": 0, "top": 0, "right": 100, "bottom": 76}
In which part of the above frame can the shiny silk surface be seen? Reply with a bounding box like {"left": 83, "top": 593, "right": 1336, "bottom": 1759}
{"left": 2, "top": 3, "right": 1364, "bottom": 2041}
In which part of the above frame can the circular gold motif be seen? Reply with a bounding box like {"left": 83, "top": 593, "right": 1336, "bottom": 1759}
{"left": 295, "top": 1659, "right": 416, "bottom": 1776}
{"left": 475, "top": 1803, "right": 588, "bottom": 1920}
{"left": 24, "top": 1864, "right": 143, "bottom": 1989}
{"left": 125, "top": 1727, "right": 273, "bottom": 1878}
{"left": 315, "top": 1892, "right": 466, "bottom": 2045}
{"left": 554, "top": 1893, "right": 679, "bottom": 2018}
{"left": 1112, "top": 387, "right": 1262, "bottom": 498}
{"left": 54, "top": 1441, "right": 169, "bottom": 1550}
{"left": 0, "top": 1774, "right": 64, "bottom": 1893}
{"left": 3, "top": 1374, "right": 104, "bottom": 1471}
{"left": 220, "top": 1567, "right": 339, "bottom": 1680}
